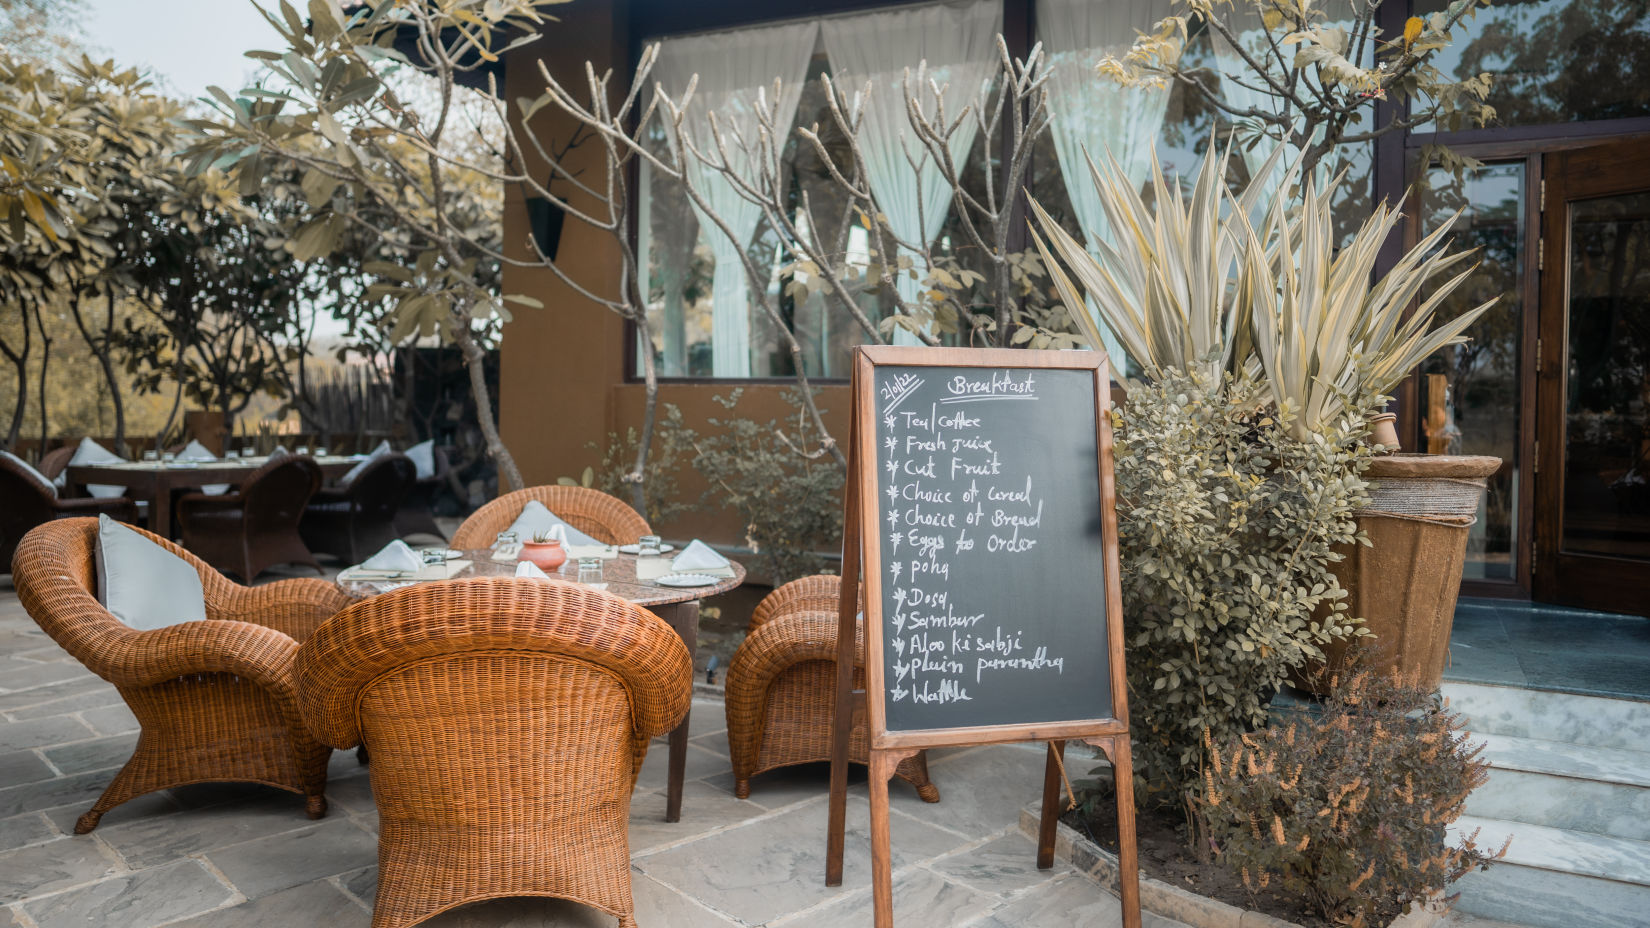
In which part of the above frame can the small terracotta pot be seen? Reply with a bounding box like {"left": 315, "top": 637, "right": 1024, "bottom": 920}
{"left": 1369, "top": 412, "right": 1400, "bottom": 452}
{"left": 518, "top": 540, "right": 567, "bottom": 572}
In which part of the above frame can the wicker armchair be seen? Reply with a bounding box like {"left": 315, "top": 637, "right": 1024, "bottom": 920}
{"left": 2, "top": 454, "right": 138, "bottom": 572}
{"left": 37, "top": 445, "right": 75, "bottom": 482}
{"left": 748, "top": 574, "right": 863, "bottom": 632}
{"left": 450, "top": 485, "right": 651, "bottom": 549}
{"left": 394, "top": 446, "right": 450, "bottom": 541}
{"left": 295, "top": 577, "right": 692, "bottom": 928}
{"left": 9, "top": 518, "right": 351, "bottom": 833}
{"left": 178, "top": 455, "right": 323, "bottom": 582}
{"left": 725, "top": 607, "right": 939, "bottom": 803}
{"left": 300, "top": 452, "right": 417, "bottom": 563}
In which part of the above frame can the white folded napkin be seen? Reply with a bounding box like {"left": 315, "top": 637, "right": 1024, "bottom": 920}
{"left": 61, "top": 437, "right": 127, "bottom": 499}
{"left": 178, "top": 440, "right": 229, "bottom": 495}
{"left": 360, "top": 540, "right": 423, "bottom": 573}
{"left": 506, "top": 500, "right": 601, "bottom": 547}
{"left": 514, "top": 560, "right": 552, "bottom": 580}
{"left": 672, "top": 540, "right": 731, "bottom": 572}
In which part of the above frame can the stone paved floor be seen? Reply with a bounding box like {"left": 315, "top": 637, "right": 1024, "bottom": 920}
{"left": 0, "top": 578, "right": 1187, "bottom": 928}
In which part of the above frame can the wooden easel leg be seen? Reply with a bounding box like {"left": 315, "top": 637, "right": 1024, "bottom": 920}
{"left": 1090, "top": 736, "right": 1142, "bottom": 928}
{"left": 827, "top": 410, "right": 864, "bottom": 888}
{"left": 1038, "top": 740, "right": 1067, "bottom": 869}
{"left": 825, "top": 681, "right": 855, "bottom": 886}
{"left": 869, "top": 748, "right": 915, "bottom": 928}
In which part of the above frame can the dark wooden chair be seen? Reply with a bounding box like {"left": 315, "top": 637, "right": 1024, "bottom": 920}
{"left": 178, "top": 455, "right": 324, "bottom": 582}
{"left": 2, "top": 453, "right": 137, "bottom": 572}
{"left": 301, "top": 453, "right": 417, "bottom": 563}
{"left": 394, "top": 446, "right": 451, "bottom": 542}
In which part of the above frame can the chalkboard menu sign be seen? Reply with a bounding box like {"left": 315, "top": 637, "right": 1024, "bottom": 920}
{"left": 869, "top": 363, "right": 1112, "bottom": 732}
{"left": 826, "top": 346, "right": 1138, "bottom": 928}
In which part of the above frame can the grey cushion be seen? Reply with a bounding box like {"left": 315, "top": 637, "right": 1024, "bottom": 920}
{"left": 95, "top": 514, "right": 208, "bottom": 631}
{"left": 2, "top": 450, "right": 56, "bottom": 498}
{"left": 340, "top": 440, "right": 393, "bottom": 486}
{"left": 405, "top": 440, "right": 436, "bottom": 480}
{"left": 63, "top": 437, "right": 127, "bottom": 498}
{"left": 506, "top": 500, "right": 601, "bottom": 547}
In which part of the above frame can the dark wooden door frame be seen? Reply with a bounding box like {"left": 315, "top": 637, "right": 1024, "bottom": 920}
{"left": 1533, "top": 137, "right": 1650, "bottom": 614}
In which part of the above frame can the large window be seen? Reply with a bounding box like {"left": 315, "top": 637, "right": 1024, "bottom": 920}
{"left": 1419, "top": 0, "right": 1650, "bottom": 127}
{"left": 636, "top": 1, "right": 1001, "bottom": 380}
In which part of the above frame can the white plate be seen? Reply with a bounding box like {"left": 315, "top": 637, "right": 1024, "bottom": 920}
{"left": 619, "top": 543, "right": 676, "bottom": 554}
{"left": 654, "top": 573, "right": 720, "bottom": 588}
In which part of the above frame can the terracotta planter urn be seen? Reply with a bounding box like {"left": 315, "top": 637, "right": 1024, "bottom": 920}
{"left": 1306, "top": 452, "right": 1503, "bottom": 693}
{"left": 518, "top": 539, "right": 567, "bottom": 572}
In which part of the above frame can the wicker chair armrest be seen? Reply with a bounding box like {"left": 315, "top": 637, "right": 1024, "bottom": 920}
{"left": 91, "top": 619, "right": 300, "bottom": 694}
{"left": 210, "top": 578, "right": 354, "bottom": 643}
{"left": 295, "top": 577, "right": 691, "bottom": 750}
{"left": 52, "top": 496, "right": 134, "bottom": 513}
{"left": 727, "top": 610, "right": 862, "bottom": 709}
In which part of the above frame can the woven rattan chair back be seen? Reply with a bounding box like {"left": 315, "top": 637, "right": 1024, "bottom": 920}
{"left": 242, "top": 454, "right": 323, "bottom": 535}
{"left": 350, "top": 453, "right": 417, "bottom": 523}
{"left": 450, "top": 485, "right": 651, "bottom": 549}
{"left": 37, "top": 445, "right": 75, "bottom": 481}
{"left": 295, "top": 577, "right": 691, "bottom": 928}
{"left": 10, "top": 518, "right": 343, "bottom": 832}
{"left": 747, "top": 574, "right": 864, "bottom": 632}
{"left": 3, "top": 454, "right": 58, "bottom": 567}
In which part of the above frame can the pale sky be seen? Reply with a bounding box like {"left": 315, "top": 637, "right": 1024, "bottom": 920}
{"left": 81, "top": 0, "right": 282, "bottom": 102}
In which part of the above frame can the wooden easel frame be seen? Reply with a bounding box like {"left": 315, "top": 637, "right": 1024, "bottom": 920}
{"left": 825, "top": 346, "right": 1140, "bottom": 928}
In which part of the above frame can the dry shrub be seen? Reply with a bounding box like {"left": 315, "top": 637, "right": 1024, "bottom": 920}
{"left": 1202, "top": 667, "right": 1507, "bottom": 926}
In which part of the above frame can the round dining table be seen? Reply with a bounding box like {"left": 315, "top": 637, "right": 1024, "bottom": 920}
{"left": 336, "top": 549, "right": 744, "bottom": 823}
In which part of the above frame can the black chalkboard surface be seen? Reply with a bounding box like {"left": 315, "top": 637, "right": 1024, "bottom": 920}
{"left": 868, "top": 361, "right": 1112, "bottom": 733}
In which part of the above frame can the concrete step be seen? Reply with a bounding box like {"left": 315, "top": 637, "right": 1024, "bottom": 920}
{"left": 1448, "top": 816, "right": 1650, "bottom": 928}
{"left": 1463, "top": 732, "right": 1650, "bottom": 841}
{"left": 1442, "top": 681, "right": 1650, "bottom": 752}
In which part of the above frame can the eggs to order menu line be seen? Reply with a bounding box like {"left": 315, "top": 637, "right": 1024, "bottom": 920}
{"left": 870, "top": 364, "right": 1113, "bottom": 733}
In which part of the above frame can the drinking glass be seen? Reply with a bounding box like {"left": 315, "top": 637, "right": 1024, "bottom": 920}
{"left": 638, "top": 535, "right": 663, "bottom": 558}
{"left": 243, "top": 444, "right": 256, "bottom": 458}
{"left": 577, "top": 558, "right": 604, "bottom": 584}
{"left": 296, "top": 445, "right": 310, "bottom": 456}
{"left": 225, "top": 448, "right": 240, "bottom": 460}
{"left": 161, "top": 452, "right": 176, "bottom": 466}
{"left": 316, "top": 447, "right": 329, "bottom": 458}
{"left": 142, "top": 450, "right": 158, "bottom": 463}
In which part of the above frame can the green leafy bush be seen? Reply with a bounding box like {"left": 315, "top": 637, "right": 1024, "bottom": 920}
{"left": 1204, "top": 667, "right": 1505, "bottom": 927}
{"left": 565, "top": 402, "right": 697, "bottom": 527}
{"left": 1110, "top": 366, "right": 1376, "bottom": 804}
{"left": 691, "top": 388, "right": 843, "bottom": 584}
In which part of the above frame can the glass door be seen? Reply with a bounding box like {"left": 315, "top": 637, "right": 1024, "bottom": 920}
{"left": 1536, "top": 139, "right": 1650, "bottom": 616}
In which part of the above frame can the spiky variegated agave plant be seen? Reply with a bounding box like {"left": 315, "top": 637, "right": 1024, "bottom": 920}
{"left": 1030, "top": 144, "right": 1494, "bottom": 440}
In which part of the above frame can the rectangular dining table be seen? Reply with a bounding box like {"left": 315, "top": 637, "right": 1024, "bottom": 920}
{"left": 66, "top": 456, "right": 361, "bottom": 538}
{"left": 337, "top": 549, "right": 746, "bottom": 823}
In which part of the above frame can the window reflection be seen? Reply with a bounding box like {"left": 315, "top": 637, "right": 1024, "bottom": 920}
{"left": 1420, "top": 162, "right": 1526, "bottom": 581}
{"left": 1419, "top": 0, "right": 1650, "bottom": 127}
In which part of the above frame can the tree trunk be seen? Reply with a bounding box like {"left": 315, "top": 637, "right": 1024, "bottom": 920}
{"left": 70, "top": 287, "right": 128, "bottom": 456}
{"left": 34, "top": 303, "right": 52, "bottom": 454}
{"left": 630, "top": 311, "right": 659, "bottom": 518}
{"left": 451, "top": 316, "right": 522, "bottom": 492}
{"left": 1, "top": 304, "right": 30, "bottom": 452}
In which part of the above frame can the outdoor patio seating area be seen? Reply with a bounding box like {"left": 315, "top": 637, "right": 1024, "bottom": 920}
{"left": 0, "top": 576, "right": 1186, "bottom": 928}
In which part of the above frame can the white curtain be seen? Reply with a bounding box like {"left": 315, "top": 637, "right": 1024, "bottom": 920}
{"left": 1038, "top": 0, "right": 1173, "bottom": 370}
{"left": 652, "top": 21, "right": 820, "bottom": 377}
{"left": 822, "top": 0, "right": 1001, "bottom": 345}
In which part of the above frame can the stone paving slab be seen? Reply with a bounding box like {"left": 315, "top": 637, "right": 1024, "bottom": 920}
{"left": 0, "top": 578, "right": 1187, "bottom": 927}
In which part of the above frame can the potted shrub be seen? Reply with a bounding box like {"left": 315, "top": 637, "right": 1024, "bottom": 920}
{"left": 1032, "top": 144, "right": 1498, "bottom": 698}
